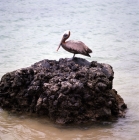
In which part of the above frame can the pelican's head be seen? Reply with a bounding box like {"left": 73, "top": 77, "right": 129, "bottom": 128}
{"left": 63, "top": 30, "right": 70, "bottom": 39}
{"left": 57, "top": 30, "right": 70, "bottom": 51}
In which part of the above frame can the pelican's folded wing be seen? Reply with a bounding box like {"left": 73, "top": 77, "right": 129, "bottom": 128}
{"left": 66, "top": 40, "right": 92, "bottom": 54}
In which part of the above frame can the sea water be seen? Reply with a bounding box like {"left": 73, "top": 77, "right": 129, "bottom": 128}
{"left": 0, "top": 0, "right": 139, "bottom": 139}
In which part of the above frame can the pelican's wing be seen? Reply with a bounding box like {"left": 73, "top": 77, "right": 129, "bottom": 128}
{"left": 65, "top": 40, "right": 92, "bottom": 54}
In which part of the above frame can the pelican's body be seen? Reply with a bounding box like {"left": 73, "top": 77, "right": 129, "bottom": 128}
{"left": 57, "top": 31, "right": 92, "bottom": 58}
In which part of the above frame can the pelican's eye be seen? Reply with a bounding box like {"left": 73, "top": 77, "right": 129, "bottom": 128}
{"left": 63, "top": 34, "right": 68, "bottom": 38}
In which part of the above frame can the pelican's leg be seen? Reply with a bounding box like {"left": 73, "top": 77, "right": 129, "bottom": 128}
{"left": 67, "top": 54, "right": 75, "bottom": 61}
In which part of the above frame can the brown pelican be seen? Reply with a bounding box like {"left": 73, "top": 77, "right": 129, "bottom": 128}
{"left": 57, "top": 30, "right": 92, "bottom": 58}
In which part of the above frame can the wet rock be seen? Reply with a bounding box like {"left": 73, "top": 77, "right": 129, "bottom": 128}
{"left": 0, "top": 57, "right": 127, "bottom": 124}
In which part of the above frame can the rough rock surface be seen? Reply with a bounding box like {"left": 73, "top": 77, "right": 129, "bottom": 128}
{"left": 0, "top": 58, "right": 127, "bottom": 124}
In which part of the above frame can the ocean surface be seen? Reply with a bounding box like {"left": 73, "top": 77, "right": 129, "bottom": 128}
{"left": 0, "top": 0, "right": 139, "bottom": 139}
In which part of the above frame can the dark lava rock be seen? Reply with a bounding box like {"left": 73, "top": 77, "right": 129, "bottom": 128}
{"left": 0, "top": 57, "right": 127, "bottom": 124}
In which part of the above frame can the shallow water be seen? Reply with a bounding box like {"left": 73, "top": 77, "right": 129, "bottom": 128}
{"left": 0, "top": 0, "right": 139, "bottom": 139}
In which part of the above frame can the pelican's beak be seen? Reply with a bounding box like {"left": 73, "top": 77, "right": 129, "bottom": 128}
{"left": 57, "top": 37, "right": 63, "bottom": 51}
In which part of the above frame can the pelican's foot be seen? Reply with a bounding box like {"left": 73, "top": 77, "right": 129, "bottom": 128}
{"left": 66, "top": 57, "right": 78, "bottom": 61}
{"left": 66, "top": 58, "right": 73, "bottom": 61}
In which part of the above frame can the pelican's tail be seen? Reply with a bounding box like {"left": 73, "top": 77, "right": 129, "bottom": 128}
{"left": 87, "top": 48, "right": 93, "bottom": 53}
{"left": 87, "top": 53, "right": 91, "bottom": 57}
{"left": 85, "top": 47, "right": 92, "bottom": 57}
